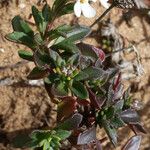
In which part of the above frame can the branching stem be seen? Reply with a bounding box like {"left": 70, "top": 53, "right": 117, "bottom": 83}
{"left": 90, "top": 4, "right": 115, "bottom": 28}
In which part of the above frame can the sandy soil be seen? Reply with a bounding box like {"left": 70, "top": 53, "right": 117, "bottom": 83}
{"left": 0, "top": 0, "right": 150, "bottom": 149}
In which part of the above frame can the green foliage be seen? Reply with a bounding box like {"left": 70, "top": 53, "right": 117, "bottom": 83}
{"left": 18, "top": 50, "right": 33, "bottom": 61}
{"left": 6, "top": 0, "right": 145, "bottom": 150}
{"left": 29, "top": 129, "right": 71, "bottom": 150}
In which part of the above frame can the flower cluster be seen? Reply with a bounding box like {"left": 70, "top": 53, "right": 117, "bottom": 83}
{"left": 74, "top": 0, "right": 110, "bottom": 18}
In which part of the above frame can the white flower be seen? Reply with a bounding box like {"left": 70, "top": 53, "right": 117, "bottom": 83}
{"left": 74, "top": 0, "right": 96, "bottom": 18}
{"left": 99, "top": 0, "right": 111, "bottom": 9}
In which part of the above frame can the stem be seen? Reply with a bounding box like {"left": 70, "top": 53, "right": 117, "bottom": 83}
{"left": 90, "top": 4, "right": 115, "bottom": 28}
{"left": 105, "top": 46, "right": 133, "bottom": 58}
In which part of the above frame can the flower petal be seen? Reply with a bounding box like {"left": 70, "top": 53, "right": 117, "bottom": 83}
{"left": 91, "top": 0, "right": 97, "bottom": 2}
{"left": 81, "top": 3, "right": 96, "bottom": 18}
{"left": 100, "top": 0, "right": 110, "bottom": 9}
{"left": 74, "top": 1, "right": 82, "bottom": 17}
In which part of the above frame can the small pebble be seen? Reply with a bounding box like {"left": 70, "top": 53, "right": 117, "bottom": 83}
{"left": 0, "top": 48, "right": 5, "bottom": 53}
{"left": 19, "top": 3, "right": 26, "bottom": 9}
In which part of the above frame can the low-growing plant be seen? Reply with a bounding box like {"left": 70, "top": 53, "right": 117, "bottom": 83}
{"left": 6, "top": 0, "right": 147, "bottom": 149}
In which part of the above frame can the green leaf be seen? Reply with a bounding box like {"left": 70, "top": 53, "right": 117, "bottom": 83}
{"left": 34, "top": 50, "right": 51, "bottom": 67}
{"left": 31, "top": 130, "right": 51, "bottom": 141}
{"left": 48, "top": 25, "right": 72, "bottom": 40}
{"left": 34, "top": 33, "right": 44, "bottom": 45}
{"left": 52, "top": 40, "right": 79, "bottom": 53}
{"left": 52, "top": 0, "right": 68, "bottom": 13}
{"left": 111, "top": 116, "right": 125, "bottom": 128}
{"left": 43, "top": 141, "right": 50, "bottom": 150}
{"left": 27, "top": 67, "right": 48, "bottom": 80}
{"left": 18, "top": 50, "right": 33, "bottom": 61}
{"left": 74, "top": 67, "right": 106, "bottom": 81}
{"left": 51, "top": 82, "right": 68, "bottom": 97}
{"left": 55, "top": 129, "right": 71, "bottom": 140}
{"left": 12, "top": 16, "right": 34, "bottom": 37}
{"left": 12, "top": 133, "right": 31, "bottom": 148}
{"left": 54, "top": 25, "right": 91, "bottom": 44}
{"left": 58, "top": 3, "right": 74, "bottom": 17}
{"left": 49, "top": 50, "right": 65, "bottom": 67}
{"left": 42, "top": 4, "right": 52, "bottom": 22}
{"left": 114, "top": 99, "right": 124, "bottom": 113}
{"left": 103, "top": 121, "right": 117, "bottom": 146}
{"left": 6, "top": 32, "right": 35, "bottom": 49}
{"left": 32, "top": 6, "right": 46, "bottom": 35}
{"left": 67, "top": 53, "right": 80, "bottom": 66}
{"left": 71, "top": 81, "right": 89, "bottom": 99}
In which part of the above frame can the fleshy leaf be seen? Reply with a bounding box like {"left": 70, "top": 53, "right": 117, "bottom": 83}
{"left": 103, "top": 121, "right": 117, "bottom": 146}
{"left": 57, "top": 97, "right": 77, "bottom": 121}
{"left": 34, "top": 50, "right": 51, "bottom": 68}
{"left": 54, "top": 25, "right": 91, "bottom": 44}
{"left": 27, "top": 67, "right": 48, "bottom": 80}
{"left": 12, "top": 16, "right": 34, "bottom": 37}
{"left": 96, "top": 140, "right": 102, "bottom": 150}
{"left": 92, "top": 46, "right": 105, "bottom": 62}
{"left": 55, "top": 129, "right": 71, "bottom": 140}
{"left": 6, "top": 32, "right": 35, "bottom": 49}
{"left": 77, "top": 127, "right": 96, "bottom": 145}
{"left": 18, "top": 50, "right": 33, "bottom": 61}
{"left": 75, "top": 67, "right": 106, "bottom": 81}
{"left": 120, "top": 109, "right": 140, "bottom": 124}
{"left": 88, "top": 88, "right": 105, "bottom": 109}
{"left": 111, "top": 116, "right": 125, "bottom": 128}
{"left": 51, "top": 82, "right": 68, "bottom": 98}
{"left": 122, "top": 135, "right": 141, "bottom": 150}
{"left": 51, "top": 40, "right": 79, "bottom": 53}
{"left": 129, "top": 123, "right": 147, "bottom": 134}
{"left": 71, "top": 81, "right": 89, "bottom": 99}
{"left": 57, "top": 113, "right": 83, "bottom": 131}
{"left": 58, "top": 3, "right": 74, "bottom": 17}
{"left": 77, "top": 43, "right": 98, "bottom": 62}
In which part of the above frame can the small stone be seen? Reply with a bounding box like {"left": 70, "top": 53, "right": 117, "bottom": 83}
{"left": 0, "top": 48, "right": 5, "bottom": 53}
{"left": 19, "top": 3, "right": 26, "bottom": 9}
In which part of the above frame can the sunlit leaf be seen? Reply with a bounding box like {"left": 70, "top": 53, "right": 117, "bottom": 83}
{"left": 18, "top": 50, "right": 33, "bottom": 61}
{"left": 55, "top": 129, "right": 71, "bottom": 140}
{"left": 12, "top": 16, "right": 34, "bottom": 37}
{"left": 6, "top": 32, "right": 35, "bottom": 49}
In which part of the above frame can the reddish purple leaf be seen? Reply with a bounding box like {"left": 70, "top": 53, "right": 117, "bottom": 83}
{"left": 77, "top": 126, "right": 96, "bottom": 145}
{"left": 113, "top": 73, "right": 121, "bottom": 91}
{"left": 88, "top": 88, "right": 105, "bottom": 109}
{"left": 96, "top": 140, "right": 103, "bottom": 150}
{"left": 120, "top": 109, "right": 140, "bottom": 124}
{"left": 122, "top": 135, "right": 141, "bottom": 150}
{"left": 92, "top": 46, "right": 105, "bottom": 62}
{"left": 58, "top": 113, "right": 83, "bottom": 131}
{"left": 129, "top": 123, "right": 147, "bottom": 134}
{"left": 57, "top": 97, "right": 77, "bottom": 121}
